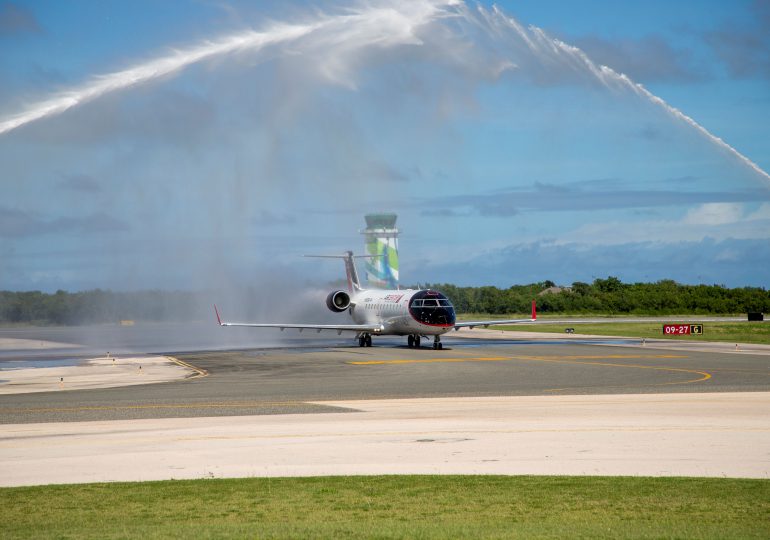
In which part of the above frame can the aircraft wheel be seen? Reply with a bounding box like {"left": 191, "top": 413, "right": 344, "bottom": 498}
{"left": 358, "top": 336, "right": 365, "bottom": 347}
{"left": 365, "top": 334, "right": 372, "bottom": 347}
{"left": 407, "top": 335, "right": 414, "bottom": 348}
{"left": 415, "top": 336, "right": 421, "bottom": 348}
{"left": 438, "top": 342, "right": 443, "bottom": 350}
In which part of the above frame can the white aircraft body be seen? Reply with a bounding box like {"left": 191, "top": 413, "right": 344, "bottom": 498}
{"left": 215, "top": 251, "right": 536, "bottom": 350}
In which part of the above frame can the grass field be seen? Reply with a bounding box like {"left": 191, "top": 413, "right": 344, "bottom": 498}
{"left": 489, "top": 321, "right": 770, "bottom": 345}
{"left": 1, "top": 476, "right": 768, "bottom": 539}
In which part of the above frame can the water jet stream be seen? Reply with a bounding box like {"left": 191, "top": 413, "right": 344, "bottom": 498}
{"left": 1, "top": 0, "right": 767, "bottom": 183}
{"left": 485, "top": 4, "right": 770, "bottom": 183}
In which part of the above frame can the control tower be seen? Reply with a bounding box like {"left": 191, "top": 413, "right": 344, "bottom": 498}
{"left": 361, "top": 213, "right": 400, "bottom": 289}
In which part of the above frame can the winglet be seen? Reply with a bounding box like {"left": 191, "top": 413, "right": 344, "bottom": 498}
{"left": 531, "top": 300, "right": 537, "bottom": 321}
{"left": 214, "top": 304, "right": 222, "bottom": 325}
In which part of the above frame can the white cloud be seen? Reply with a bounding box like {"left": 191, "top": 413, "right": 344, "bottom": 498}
{"left": 714, "top": 248, "right": 740, "bottom": 263}
{"left": 560, "top": 202, "right": 770, "bottom": 246}
{"left": 682, "top": 202, "right": 744, "bottom": 225}
{"left": 411, "top": 237, "right": 770, "bottom": 287}
{"left": 746, "top": 202, "right": 770, "bottom": 221}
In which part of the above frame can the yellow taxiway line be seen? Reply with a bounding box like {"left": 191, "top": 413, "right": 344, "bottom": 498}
{"left": 348, "top": 353, "right": 688, "bottom": 366}
{"left": 166, "top": 356, "right": 208, "bottom": 378}
{"left": 349, "top": 353, "right": 712, "bottom": 389}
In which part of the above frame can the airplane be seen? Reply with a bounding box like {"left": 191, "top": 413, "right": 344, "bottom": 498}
{"left": 215, "top": 251, "right": 537, "bottom": 350}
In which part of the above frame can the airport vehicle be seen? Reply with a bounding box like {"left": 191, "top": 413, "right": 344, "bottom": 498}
{"left": 215, "top": 251, "right": 536, "bottom": 349}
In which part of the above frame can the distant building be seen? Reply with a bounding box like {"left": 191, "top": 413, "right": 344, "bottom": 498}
{"left": 361, "top": 213, "right": 399, "bottom": 289}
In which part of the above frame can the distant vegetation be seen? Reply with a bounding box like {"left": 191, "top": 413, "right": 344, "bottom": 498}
{"left": 0, "top": 289, "right": 200, "bottom": 325}
{"left": 419, "top": 277, "right": 768, "bottom": 316}
{"left": 0, "top": 277, "right": 768, "bottom": 325}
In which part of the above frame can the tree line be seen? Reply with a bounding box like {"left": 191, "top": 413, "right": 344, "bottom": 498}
{"left": 418, "top": 277, "right": 769, "bottom": 316}
{"left": 0, "top": 289, "right": 200, "bottom": 325}
{"left": 0, "top": 277, "right": 768, "bottom": 325}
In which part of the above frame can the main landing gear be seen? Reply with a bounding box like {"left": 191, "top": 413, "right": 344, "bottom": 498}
{"left": 407, "top": 335, "right": 443, "bottom": 350}
{"left": 358, "top": 333, "right": 372, "bottom": 347}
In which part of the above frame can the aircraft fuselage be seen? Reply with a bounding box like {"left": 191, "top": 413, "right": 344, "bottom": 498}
{"left": 350, "top": 288, "right": 456, "bottom": 337}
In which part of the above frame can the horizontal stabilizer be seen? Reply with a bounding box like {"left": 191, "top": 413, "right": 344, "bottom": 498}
{"left": 303, "top": 250, "right": 370, "bottom": 293}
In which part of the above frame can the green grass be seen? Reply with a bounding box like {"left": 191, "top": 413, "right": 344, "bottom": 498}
{"left": 496, "top": 321, "right": 770, "bottom": 345}
{"left": 1, "top": 476, "right": 768, "bottom": 539}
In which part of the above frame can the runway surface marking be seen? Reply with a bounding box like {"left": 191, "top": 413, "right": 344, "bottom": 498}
{"left": 0, "top": 400, "right": 315, "bottom": 414}
{"left": 349, "top": 353, "right": 688, "bottom": 365}
{"left": 513, "top": 356, "right": 712, "bottom": 390}
{"left": 166, "top": 356, "right": 208, "bottom": 378}
{"left": 349, "top": 353, "right": 712, "bottom": 390}
{"left": 5, "top": 427, "right": 768, "bottom": 452}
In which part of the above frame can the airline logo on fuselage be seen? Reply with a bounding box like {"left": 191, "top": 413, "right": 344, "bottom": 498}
{"left": 384, "top": 294, "right": 404, "bottom": 303}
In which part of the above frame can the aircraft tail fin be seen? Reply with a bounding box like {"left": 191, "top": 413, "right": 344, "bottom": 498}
{"left": 305, "top": 251, "right": 379, "bottom": 293}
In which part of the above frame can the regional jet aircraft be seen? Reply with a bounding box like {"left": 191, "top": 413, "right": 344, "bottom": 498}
{"left": 215, "top": 251, "right": 536, "bottom": 350}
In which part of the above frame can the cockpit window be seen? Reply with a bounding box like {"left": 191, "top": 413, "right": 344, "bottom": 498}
{"left": 408, "top": 290, "right": 456, "bottom": 326}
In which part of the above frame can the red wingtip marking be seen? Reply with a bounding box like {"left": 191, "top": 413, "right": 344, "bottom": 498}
{"left": 214, "top": 304, "right": 222, "bottom": 325}
{"left": 531, "top": 300, "right": 537, "bottom": 320}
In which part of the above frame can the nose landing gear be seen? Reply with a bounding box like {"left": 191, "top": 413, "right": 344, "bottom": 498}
{"left": 432, "top": 336, "right": 443, "bottom": 350}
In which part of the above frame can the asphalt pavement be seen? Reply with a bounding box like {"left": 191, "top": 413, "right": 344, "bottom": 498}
{"left": 1, "top": 335, "right": 768, "bottom": 423}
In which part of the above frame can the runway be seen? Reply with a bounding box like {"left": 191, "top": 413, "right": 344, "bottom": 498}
{"left": 1, "top": 335, "right": 768, "bottom": 423}
{"left": 1, "top": 333, "right": 769, "bottom": 485}
{"left": 2, "top": 393, "right": 768, "bottom": 485}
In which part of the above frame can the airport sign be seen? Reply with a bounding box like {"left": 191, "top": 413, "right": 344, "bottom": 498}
{"left": 663, "top": 324, "right": 704, "bottom": 335}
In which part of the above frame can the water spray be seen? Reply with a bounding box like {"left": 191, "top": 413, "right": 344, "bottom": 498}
{"left": 488, "top": 5, "right": 770, "bottom": 183}
{"left": 0, "top": 1, "right": 447, "bottom": 135}
{"left": 1, "top": 0, "right": 767, "bottom": 183}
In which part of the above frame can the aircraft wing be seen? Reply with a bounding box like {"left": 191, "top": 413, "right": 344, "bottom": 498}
{"left": 215, "top": 305, "right": 383, "bottom": 334}
{"left": 454, "top": 317, "right": 536, "bottom": 330}
{"left": 454, "top": 301, "right": 537, "bottom": 330}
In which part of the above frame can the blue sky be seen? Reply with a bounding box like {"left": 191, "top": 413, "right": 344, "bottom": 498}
{"left": 1, "top": 0, "right": 768, "bottom": 293}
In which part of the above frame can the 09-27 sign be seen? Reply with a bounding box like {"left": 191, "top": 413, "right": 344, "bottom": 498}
{"left": 663, "top": 324, "right": 703, "bottom": 335}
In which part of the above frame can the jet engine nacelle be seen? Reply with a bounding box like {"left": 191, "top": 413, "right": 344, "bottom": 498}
{"left": 326, "top": 290, "right": 351, "bottom": 312}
